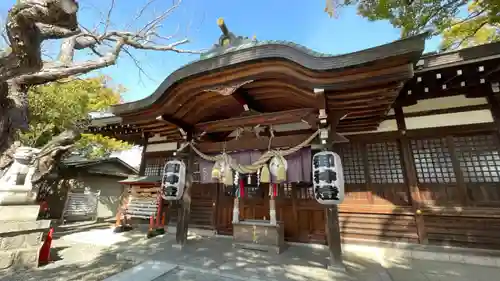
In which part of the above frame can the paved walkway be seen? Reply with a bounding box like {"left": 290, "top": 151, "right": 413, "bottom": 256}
{"left": 0, "top": 238, "right": 136, "bottom": 281}
{"left": 2, "top": 224, "right": 500, "bottom": 281}
{"left": 105, "top": 230, "right": 500, "bottom": 281}
{"left": 386, "top": 258, "right": 500, "bottom": 281}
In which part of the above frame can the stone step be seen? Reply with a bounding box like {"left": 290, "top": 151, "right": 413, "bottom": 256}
{"left": 103, "top": 261, "right": 177, "bottom": 281}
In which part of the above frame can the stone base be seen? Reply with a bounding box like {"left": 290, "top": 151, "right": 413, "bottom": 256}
{"left": 0, "top": 247, "right": 40, "bottom": 270}
{"left": 0, "top": 205, "right": 40, "bottom": 221}
{"left": 0, "top": 219, "right": 51, "bottom": 270}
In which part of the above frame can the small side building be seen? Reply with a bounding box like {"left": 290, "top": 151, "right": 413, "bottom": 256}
{"left": 47, "top": 157, "right": 138, "bottom": 221}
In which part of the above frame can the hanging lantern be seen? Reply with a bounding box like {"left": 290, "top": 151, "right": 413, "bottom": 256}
{"left": 312, "top": 151, "right": 344, "bottom": 205}
{"left": 161, "top": 159, "right": 186, "bottom": 200}
{"left": 269, "top": 155, "right": 287, "bottom": 182}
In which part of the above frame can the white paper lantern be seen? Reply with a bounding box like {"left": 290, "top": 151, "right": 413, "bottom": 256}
{"left": 312, "top": 151, "right": 344, "bottom": 205}
{"left": 161, "top": 159, "right": 186, "bottom": 200}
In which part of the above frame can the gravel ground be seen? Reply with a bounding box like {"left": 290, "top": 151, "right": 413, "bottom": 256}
{"left": 0, "top": 239, "right": 137, "bottom": 281}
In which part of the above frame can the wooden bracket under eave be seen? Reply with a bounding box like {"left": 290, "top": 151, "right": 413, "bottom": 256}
{"left": 194, "top": 108, "right": 317, "bottom": 134}
{"left": 156, "top": 115, "right": 193, "bottom": 136}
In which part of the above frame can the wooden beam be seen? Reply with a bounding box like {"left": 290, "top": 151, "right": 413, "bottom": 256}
{"left": 394, "top": 107, "right": 428, "bottom": 244}
{"left": 157, "top": 114, "right": 193, "bottom": 133}
{"left": 233, "top": 90, "right": 262, "bottom": 112}
{"left": 196, "top": 133, "right": 315, "bottom": 153}
{"left": 338, "top": 126, "right": 378, "bottom": 133}
{"left": 138, "top": 133, "right": 149, "bottom": 176}
{"left": 385, "top": 104, "right": 490, "bottom": 120}
{"left": 487, "top": 93, "right": 500, "bottom": 134}
{"left": 195, "top": 108, "right": 316, "bottom": 133}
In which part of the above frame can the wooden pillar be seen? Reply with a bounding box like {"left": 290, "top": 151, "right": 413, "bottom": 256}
{"left": 212, "top": 183, "right": 220, "bottom": 230}
{"left": 394, "top": 107, "right": 428, "bottom": 244}
{"left": 138, "top": 133, "right": 149, "bottom": 176}
{"left": 232, "top": 197, "right": 240, "bottom": 223}
{"left": 446, "top": 136, "right": 469, "bottom": 205}
{"left": 315, "top": 88, "right": 344, "bottom": 270}
{"left": 175, "top": 136, "right": 194, "bottom": 247}
{"left": 325, "top": 124, "right": 344, "bottom": 270}
{"left": 290, "top": 183, "right": 300, "bottom": 241}
{"left": 269, "top": 185, "right": 277, "bottom": 225}
{"left": 487, "top": 89, "right": 500, "bottom": 135}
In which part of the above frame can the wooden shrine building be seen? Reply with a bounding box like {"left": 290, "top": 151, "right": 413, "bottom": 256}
{"left": 89, "top": 19, "right": 500, "bottom": 253}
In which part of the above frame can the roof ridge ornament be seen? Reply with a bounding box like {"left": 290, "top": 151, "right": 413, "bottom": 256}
{"left": 200, "top": 18, "right": 256, "bottom": 60}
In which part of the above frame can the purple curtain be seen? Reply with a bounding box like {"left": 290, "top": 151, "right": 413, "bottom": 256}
{"left": 197, "top": 151, "right": 263, "bottom": 184}
{"left": 231, "top": 150, "right": 262, "bottom": 166}
{"left": 198, "top": 157, "right": 215, "bottom": 184}
{"left": 270, "top": 148, "right": 312, "bottom": 183}
{"left": 285, "top": 148, "right": 312, "bottom": 183}
{"left": 197, "top": 148, "right": 311, "bottom": 184}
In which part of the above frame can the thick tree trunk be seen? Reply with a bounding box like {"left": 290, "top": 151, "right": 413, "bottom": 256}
{"left": 0, "top": 0, "right": 79, "bottom": 172}
{"left": 0, "top": 82, "right": 26, "bottom": 170}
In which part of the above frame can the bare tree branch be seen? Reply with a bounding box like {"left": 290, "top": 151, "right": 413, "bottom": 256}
{"left": 1, "top": 0, "right": 203, "bottom": 185}
{"left": 0, "top": 0, "right": 80, "bottom": 81}
{"left": 17, "top": 38, "right": 126, "bottom": 85}
{"left": 15, "top": 0, "right": 200, "bottom": 85}
{"left": 102, "top": 0, "right": 115, "bottom": 36}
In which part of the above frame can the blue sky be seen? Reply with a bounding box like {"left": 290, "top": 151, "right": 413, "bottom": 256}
{"left": 2, "top": 0, "right": 441, "bottom": 103}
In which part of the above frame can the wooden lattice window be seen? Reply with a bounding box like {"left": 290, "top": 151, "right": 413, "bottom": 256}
{"left": 411, "top": 138, "right": 455, "bottom": 184}
{"left": 144, "top": 157, "right": 166, "bottom": 176}
{"left": 282, "top": 183, "right": 293, "bottom": 198}
{"left": 338, "top": 143, "right": 366, "bottom": 184}
{"left": 453, "top": 134, "right": 500, "bottom": 183}
{"left": 192, "top": 159, "right": 200, "bottom": 183}
{"left": 296, "top": 184, "right": 315, "bottom": 199}
{"left": 221, "top": 184, "right": 234, "bottom": 197}
{"left": 366, "top": 142, "right": 404, "bottom": 184}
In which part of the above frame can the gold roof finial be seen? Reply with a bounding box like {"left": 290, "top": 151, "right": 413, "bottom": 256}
{"left": 217, "top": 18, "right": 224, "bottom": 27}
{"left": 217, "top": 17, "right": 229, "bottom": 36}
{"left": 252, "top": 35, "right": 257, "bottom": 40}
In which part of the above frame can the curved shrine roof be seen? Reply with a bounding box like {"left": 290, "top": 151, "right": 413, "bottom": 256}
{"left": 111, "top": 33, "right": 427, "bottom": 116}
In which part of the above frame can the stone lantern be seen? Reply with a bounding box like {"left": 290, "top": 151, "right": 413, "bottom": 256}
{"left": 0, "top": 146, "right": 51, "bottom": 270}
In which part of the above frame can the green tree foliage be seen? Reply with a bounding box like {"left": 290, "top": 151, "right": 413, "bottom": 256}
{"left": 18, "top": 76, "right": 131, "bottom": 158}
{"left": 334, "top": 0, "right": 500, "bottom": 50}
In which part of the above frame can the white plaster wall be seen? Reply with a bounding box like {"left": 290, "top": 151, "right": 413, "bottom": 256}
{"left": 345, "top": 95, "right": 491, "bottom": 135}
{"left": 405, "top": 109, "right": 493, "bottom": 130}
{"left": 386, "top": 95, "right": 487, "bottom": 116}
{"left": 146, "top": 142, "right": 177, "bottom": 152}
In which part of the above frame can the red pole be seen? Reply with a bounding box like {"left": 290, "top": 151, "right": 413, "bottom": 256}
{"left": 39, "top": 228, "right": 54, "bottom": 265}
{"left": 156, "top": 193, "right": 162, "bottom": 228}
{"left": 239, "top": 178, "right": 245, "bottom": 198}
{"left": 149, "top": 215, "right": 154, "bottom": 231}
